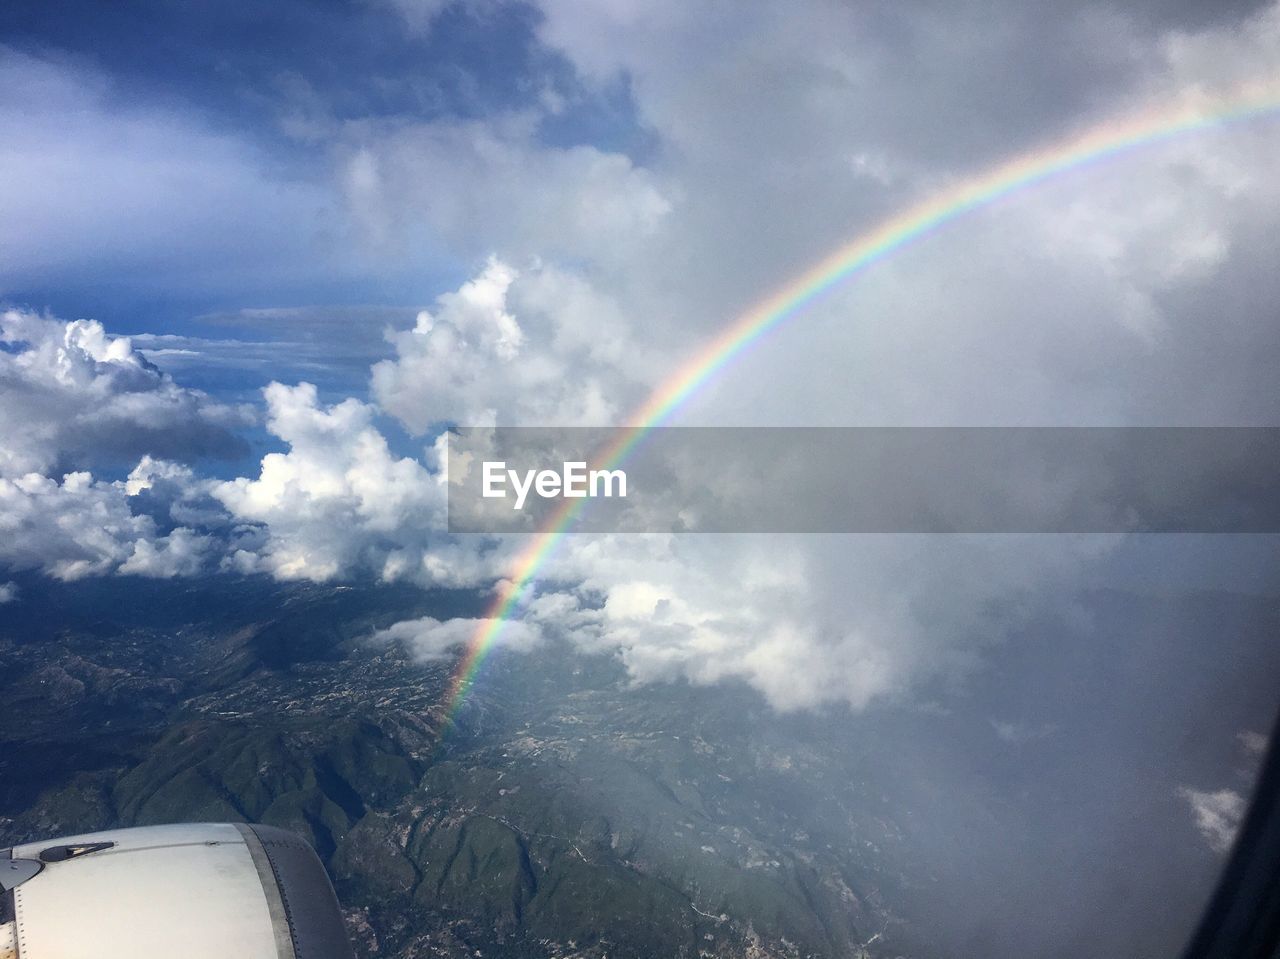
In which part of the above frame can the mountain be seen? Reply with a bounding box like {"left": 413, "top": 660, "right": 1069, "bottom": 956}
{"left": 1, "top": 574, "right": 1273, "bottom": 958}
{"left": 0, "top": 576, "right": 911, "bottom": 957}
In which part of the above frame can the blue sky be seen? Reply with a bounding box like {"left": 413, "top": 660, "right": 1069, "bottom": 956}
{"left": 0, "top": 0, "right": 647, "bottom": 365}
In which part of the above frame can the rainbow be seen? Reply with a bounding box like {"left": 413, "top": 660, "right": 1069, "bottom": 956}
{"left": 441, "top": 81, "right": 1280, "bottom": 724}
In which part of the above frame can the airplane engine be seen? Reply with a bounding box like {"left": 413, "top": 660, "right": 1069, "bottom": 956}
{"left": 0, "top": 823, "right": 353, "bottom": 959}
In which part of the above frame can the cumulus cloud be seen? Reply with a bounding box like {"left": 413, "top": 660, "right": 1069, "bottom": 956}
{"left": 0, "top": 267, "right": 639, "bottom": 595}
{"left": 1179, "top": 786, "right": 1247, "bottom": 853}
{"left": 212, "top": 381, "right": 450, "bottom": 582}
{"left": 561, "top": 534, "right": 1110, "bottom": 711}
{"left": 370, "top": 614, "right": 542, "bottom": 661}
{"left": 123, "top": 456, "right": 228, "bottom": 528}
{"left": 117, "top": 525, "right": 215, "bottom": 578}
{"left": 369, "top": 531, "right": 1112, "bottom": 712}
{"left": 0, "top": 470, "right": 214, "bottom": 580}
{"left": 0, "top": 311, "right": 251, "bottom": 476}
{"left": 0, "top": 313, "right": 239, "bottom": 580}
{"left": 371, "top": 257, "right": 645, "bottom": 431}
{"left": 0, "top": 582, "right": 17, "bottom": 603}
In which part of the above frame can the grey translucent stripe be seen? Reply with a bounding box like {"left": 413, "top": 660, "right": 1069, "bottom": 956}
{"left": 447, "top": 427, "right": 1280, "bottom": 534}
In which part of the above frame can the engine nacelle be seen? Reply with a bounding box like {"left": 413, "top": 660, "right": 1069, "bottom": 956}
{"left": 0, "top": 823, "right": 353, "bottom": 959}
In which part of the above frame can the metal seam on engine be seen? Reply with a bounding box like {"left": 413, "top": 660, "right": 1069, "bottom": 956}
{"left": 234, "top": 824, "right": 298, "bottom": 959}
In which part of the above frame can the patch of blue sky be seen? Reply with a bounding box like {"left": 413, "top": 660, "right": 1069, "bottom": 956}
{"left": 0, "top": 0, "right": 651, "bottom": 408}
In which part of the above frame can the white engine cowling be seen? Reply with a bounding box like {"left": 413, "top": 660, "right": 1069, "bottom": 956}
{"left": 0, "top": 823, "right": 353, "bottom": 959}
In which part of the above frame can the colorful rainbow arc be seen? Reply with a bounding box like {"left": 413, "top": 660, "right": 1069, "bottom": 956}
{"left": 442, "top": 82, "right": 1280, "bottom": 724}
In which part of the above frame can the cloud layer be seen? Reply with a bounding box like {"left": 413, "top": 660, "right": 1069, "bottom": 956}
{"left": 3, "top": 1, "right": 1280, "bottom": 719}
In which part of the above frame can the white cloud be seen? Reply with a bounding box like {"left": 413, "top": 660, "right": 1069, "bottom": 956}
{"left": 336, "top": 115, "right": 672, "bottom": 269}
{"left": 518, "top": 0, "right": 1280, "bottom": 430}
{"left": 123, "top": 456, "right": 224, "bottom": 526}
{"left": 372, "top": 532, "right": 1110, "bottom": 712}
{"left": 547, "top": 534, "right": 1109, "bottom": 711}
{"left": 0, "top": 311, "right": 251, "bottom": 477}
{"left": 0, "top": 313, "right": 243, "bottom": 579}
{"left": 371, "top": 257, "right": 644, "bottom": 432}
{"left": 369, "top": 614, "right": 542, "bottom": 661}
{"left": 212, "top": 381, "right": 460, "bottom": 583}
{"left": 0, "top": 581, "right": 17, "bottom": 603}
{"left": 1179, "top": 786, "right": 1247, "bottom": 853}
{"left": 118, "top": 525, "right": 214, "bottom": 578}
{"left": 0, "top": 470, "right": 212, "bottom": 580}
